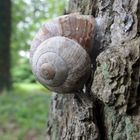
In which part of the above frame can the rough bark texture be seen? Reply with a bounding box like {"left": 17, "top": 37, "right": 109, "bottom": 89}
{"left": 46, "top": 0, "right": 140, "bottom": 139}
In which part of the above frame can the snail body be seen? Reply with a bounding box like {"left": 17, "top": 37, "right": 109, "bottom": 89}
{"left": 30, "top": 14, "right": 95, "bottom": 93}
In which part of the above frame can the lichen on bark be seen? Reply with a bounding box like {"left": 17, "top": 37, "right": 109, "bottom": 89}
{"left": 46, "top": 0, "right": 140, "bottom": 139}
{"left": 46, "top": 93, "right": 99, "bottom": 140}
{"left": 92, "top": 38, "right": 140, "bottom": 113}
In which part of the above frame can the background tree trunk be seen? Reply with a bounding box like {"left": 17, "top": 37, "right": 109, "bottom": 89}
{"left": 0, "top": 0, "right": 12, "bottom": 92}
{"left": 46, "top": 0, "right": 140, "bottom": 139}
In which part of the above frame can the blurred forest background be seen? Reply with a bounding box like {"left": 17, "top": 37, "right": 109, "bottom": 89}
{"left": 0, "top": 0, "right": 64, "bottom": 139}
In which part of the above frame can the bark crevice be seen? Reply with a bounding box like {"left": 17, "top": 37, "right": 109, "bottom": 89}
{"left": 46, "top": 0, "right": 140, "bottom": 139}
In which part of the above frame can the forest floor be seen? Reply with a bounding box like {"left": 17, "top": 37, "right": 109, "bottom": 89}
{"left": 0, "top": 83, "right": 51, "bottom": 140}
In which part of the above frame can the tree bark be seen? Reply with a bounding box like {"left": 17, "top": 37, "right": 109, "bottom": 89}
{"left": 0, "top": 0, "right": 12, "bottom": 92}
{"left": 46, "top": 0, "right": 140, "bottom": 139}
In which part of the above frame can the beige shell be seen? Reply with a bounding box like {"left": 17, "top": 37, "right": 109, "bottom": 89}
{"left": 30, "top": 14, "right": 95, "bottom": 93}
{"left": 30, "top": 13, "right": 95, "bottom": 62}
{"left": 31, "top": 36, "right": 91, "bottom": 93}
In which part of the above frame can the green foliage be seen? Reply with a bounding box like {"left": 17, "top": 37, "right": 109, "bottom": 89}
{"left": 11, "top": 0, "right": 65, "bottom": 83}
{"left": 13, "top": 83, "right": 50, "bottom": 93}
{"left": 0, "top": 1, "right": 65, "bottom": 139}
{"left": 12, "top": 58, "right": 35, "bottom": 83}
{"left": 0, "top": 83, "right": 51, "bottom": 140}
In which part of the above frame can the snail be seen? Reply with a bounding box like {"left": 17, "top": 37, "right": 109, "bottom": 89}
{"left": 30, "top": 13, "right": 95, "bottom": 93}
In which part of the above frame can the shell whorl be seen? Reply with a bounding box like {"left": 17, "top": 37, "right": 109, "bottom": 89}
{"left": 40, "top": 63, "right": 55, "bottom": 80}
{"left": 31, "top": 36, "right": 91, "bottom": 93}
{"left": 30, "top": 14, "right": 95, "bottom": 93}
{"left": 30, "top": 14, "right": 95, "bottom": 62}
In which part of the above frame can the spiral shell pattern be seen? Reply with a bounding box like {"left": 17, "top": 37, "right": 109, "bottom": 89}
{"left": 31, "top": 36, "right": 91, "bottom": 93}
{"left": 30, "top": 13, "right": 95, "bottom": 62}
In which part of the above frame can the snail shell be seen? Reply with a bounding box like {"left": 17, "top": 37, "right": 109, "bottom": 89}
{"left": 30, "top": 14, "right": 95, "bottom": 93}
{"left": 30, "top": 13, "right": 95, "bottom": 61}
{"left": 31, "top": 36, "right": 91, "bottom": 93}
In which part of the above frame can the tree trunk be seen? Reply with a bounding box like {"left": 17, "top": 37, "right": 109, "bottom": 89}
{"left": 46, "top": 0, "right": 140, "bottom": 139}
{"left": 0, "top": 0, "right": 12, "bottom": 92}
